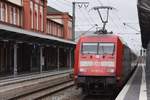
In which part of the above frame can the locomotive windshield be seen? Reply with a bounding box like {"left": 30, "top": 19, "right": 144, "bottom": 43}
{"left": 82, "top": 43, "right": 98, "bottom": 54}
{"left": 82, "top": 42, "right": 115, "bottom": 55}
{"left": 99, "top": 43, "right": 115, "bottom": 55}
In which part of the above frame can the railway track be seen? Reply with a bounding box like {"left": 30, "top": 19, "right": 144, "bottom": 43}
{"left": 37, "top": 86, "right": 115, "bottom": 100}
{"left": 33, "top": 67, "right": 138, "bottom": 100}
{"left": 15, "top": 81, "right": 74, "bottom": 100}
{"left": 0, "top": 71, "right": 73, "bottom": 100}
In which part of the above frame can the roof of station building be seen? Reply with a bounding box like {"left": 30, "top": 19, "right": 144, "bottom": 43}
{"left": 47, "top": 6, "right": 62, "bottom": 14}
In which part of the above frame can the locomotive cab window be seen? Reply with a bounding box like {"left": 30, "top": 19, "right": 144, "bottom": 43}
{"left": 99, "top": 43, "right": 115, "bottom": 55}
{"left": 82, "top": 43, "right": 98, "bottom": 54}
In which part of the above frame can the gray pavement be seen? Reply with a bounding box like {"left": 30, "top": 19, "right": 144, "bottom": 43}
{"left": 124, "top": 67, "right": 142, "bottom": 100}
{"left": 116, "top": 63, "right": 147, "bottom": 100}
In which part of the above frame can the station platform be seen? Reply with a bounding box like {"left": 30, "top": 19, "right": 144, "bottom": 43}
{"left": 116, "top": 61, "right": 147, "bottom": 100}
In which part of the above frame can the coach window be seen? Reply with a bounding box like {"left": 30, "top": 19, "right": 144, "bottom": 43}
{"left": 99, "top": 43, "right": 115, "bottom": 55}
{"left": 82, "top": 43, "right": 98, "bottom": 54}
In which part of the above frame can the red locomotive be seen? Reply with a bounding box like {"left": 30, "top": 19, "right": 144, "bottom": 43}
{"left": 74, "top": 34, "right": 137, "bottom": 94}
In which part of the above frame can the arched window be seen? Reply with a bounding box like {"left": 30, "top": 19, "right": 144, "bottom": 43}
{"left": 30, "top": 1, "right": 33, "bottom": 29}
{"left": 35, "top": 11, "right": 37, "bottom": 30}
{"left": 48, "top": 21, "right": 50, "bottom": 34}
{"left": 16, "top": 8, "right": 18, "bottom": 25}
{"left": 1, "top": 3, "right": 5, "bottom": 22}
{"left": 35, "top": 4, "right": 38, "bottom": 30}
{"left": 17, "top": 9, "right": 20, "bottom": 26}
{"left": 47, "top": 21, "right": 49, "bottom": 34}
{"left": 13, "top": 7, "right": 17, "bottom": 25}
{"left": 36, "top": 12, "right": 38, "bottom": 30}
{"left": 0, "top": 2, "right": 2, "bottom": 21}
{"left": 30, "top": 9, "right": 32, "bottom": 28}
{"left": 10, "top": 7, "right": 13, "bottom": 24}
{"left": 40, "top": 6, "right": 43, "bottom": 32}
{"left": 41, "top": 13, "right": 43, "bottom": 32}
{"left": 39, "top": 14, "right": 41, "bottom": 31}
{"left": 5, "top": 4, "right": 7, "bottom": 22}
{"left": 49, "top": 21, "right": 51, "bottom": 34}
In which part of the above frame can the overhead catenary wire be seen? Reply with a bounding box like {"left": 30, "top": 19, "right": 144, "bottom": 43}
{"left": 58, "top": 0, "right": 72, "bottom": 7}
{"left": 75, "top": 8, "right": 91, "bottom": 28}
{"left": 75, "top": 24, "right": 98, "bottom": 40}
{"left": 49, "top": 1, "right": 101, "bottom": 34}
{"left": 50, "top": 0, "right": 98, "bottom": 29}
{"left": 109, "top": 15, "right": 122, "bottom": 32}
{"left": 79, "top": 8, "right": 94, "bottom": 26}
{"left": 63, "top": 0, "right": 72, "bottom": 3}
{"left": 76, "top": 27, "right": 83, "bottom": 32}
{"left": 94, "top": 0, "right": 139, "bottom": 33}
{"left": 49, "top": 0, "right": 139, "bottom": 38}
{"left": 112, "top": 12, "right": 124, "bottom": 24}
{"left": 74, "top": 2, "right": 99, "bottom": 32}
{"left": 76, "top": 24, "right": 97, "bottom": 26}
{"left": 112, "top": 11, "right": 139, "bottom": 26}
{"left": 85, "top": 8, "right": 98, "bottom": 26}
{"left": 123, "top": 23, "right": 140, "bottom": 33}
{"left": 51, "top": 0, "right": 72, "bottom": 5}
{"left": 57, "top": 2, "right": 72, "bottom": 11}
{"left": 94, "top": 0, "right": 121, "bottom": 33}
{"left": 97, "top": 0, "right": 103, "bottom": 6}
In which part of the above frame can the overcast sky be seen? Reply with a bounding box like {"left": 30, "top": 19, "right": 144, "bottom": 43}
{"left": 48, "top": 0, "right": 141, "bottom": 54}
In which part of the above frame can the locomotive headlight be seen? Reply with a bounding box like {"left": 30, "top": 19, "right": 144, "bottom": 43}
{"left": 101, "top": 61, "right": 115, "bottom": 67}
{"left": 79, "top": 68, "right": 86, "bottom": 72}
{"left": 107, "top": 69, "right": 115, "bottom": 73}
{"left": 80, "top": 61, "right": 93, "bottom": 67}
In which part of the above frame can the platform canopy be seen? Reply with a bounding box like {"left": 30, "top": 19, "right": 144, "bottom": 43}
{"left": 138, "top": 0, "right": 150, "bottom": 48}
{"left": 0, "top": 23, "right": 76, "bottom": 47}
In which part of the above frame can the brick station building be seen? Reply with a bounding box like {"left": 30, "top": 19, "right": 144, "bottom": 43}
{"left": 0, "top": 0, "right": 75, "bottom": 77}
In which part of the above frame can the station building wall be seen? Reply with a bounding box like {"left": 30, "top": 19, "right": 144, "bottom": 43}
{"left": 0, "top": 0, "right": 74, "bottom": 77}
{"left": 0, "top": 0, "right": 73, "bottom": 40}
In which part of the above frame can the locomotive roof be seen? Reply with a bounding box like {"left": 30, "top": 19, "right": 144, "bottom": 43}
{"left": 79, "top": 34, "right": 127, "bottom": 45}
